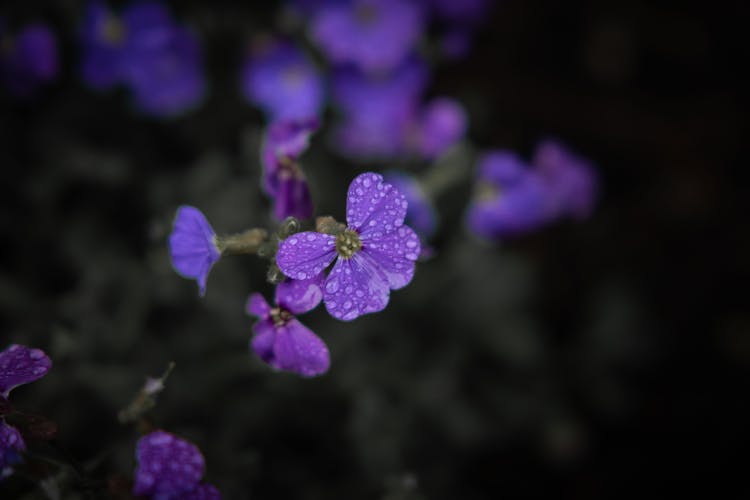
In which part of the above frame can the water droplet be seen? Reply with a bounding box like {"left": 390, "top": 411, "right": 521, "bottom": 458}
{"left": 306, "top": 233, "right": 316, "bottom": 241}
{"left": 297, "top": 272, "right": 307, "bottom": 280}
{"left": 345, "top": 286, "right": 353, "bottom": 294}
{"left": 326, "top": 280, "right": 339, "bottom": 293}
{"left": 405, "top": 253, "right": 418, "bottom": 260}
{"left": 406, "top": 240, "right": 417, "bottom": 248}
{"left": 32, "top": 366, "right": 46, "bottom": 375}
{"left": 356, "top": 188, "right": 364, "bottom": 195}
{"left": 369, "top": 220, "right": 377, "bottom": 226}
{"left": 343, "top": 301, "right": 352, "bottom": 310}
{"left": 363, "top": 178, "right": 372, "bottom": 187}
{"left": 288, "top": 238, "right": 298, "bottom": 245}
{"left": 29, "top": 349, "right": 44, "bottom": 360}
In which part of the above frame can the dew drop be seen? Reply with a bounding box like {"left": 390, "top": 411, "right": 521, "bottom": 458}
{"left": 29, "top": 349, "right": 44, "bottom": 360}
{"left": 297, "top": 272, "right": 307, "bottom": 280}
{"left": 326, "top": 280, "right": 339, "bottom": 293}
{"left": 406, "top": 240, "right": 417, "bottom": 248}
{"left": 288, "top": 238, "right": 298, "bottom": 245}
{"left": 363, "top": 178, "right": 371, "bottom": 187}
{"left": 306, "top": 233, "right": 316, "bottom": 241}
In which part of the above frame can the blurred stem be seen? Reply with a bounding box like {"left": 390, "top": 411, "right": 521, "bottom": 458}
{"left": 216, "top": 228, "right": 268, "bottom": 255}
{"left": 420, "top": 141, "right": 474, "bottom": 198}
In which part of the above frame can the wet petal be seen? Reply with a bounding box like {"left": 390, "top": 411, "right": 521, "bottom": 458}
{"left": 273, "top": 175, "right": 313, "bottom": 221}
{"left": 272, "top": 319, "right": 330, "bottom": 377}
{"left": 250, "top": 319, "right": 276, "bottom": 365}
{"left": 323, "top": 253, "right": 390, "bottom": 321}
{"left": 134, "top": 430, "right": 205, "bottom": 497}
{"left": 168, "top": 206, "right": 220, "bottom": 296}
{"left": 1, "top": 420, "right": 25, "bottom": 474}
{"left": 0, "top": 344, "right": 52, "bottom": 397}
{"left": 362, "top": 225, "right": 420, "bottom": 290}
{"left": 276, "top": 232, "right": 336, "bottom": 281}
{"left": 345, "top": 173, "right": 407, "bottom": 239}
{"left": 275, "top": 272, "right": 325, "bottom": 315}
{"left": 245, "top": 293, "right": 271, "bottom": 319}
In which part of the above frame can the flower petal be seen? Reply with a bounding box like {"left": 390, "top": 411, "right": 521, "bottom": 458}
{"left": 323, "top": 253, "right": 390, "bottom": 321}
{"left": 168, "top": 206, "right": 220, "bottom": 296}
{"left": 179, "top": 483, "right": 222, "bottom": 499}
{"left": 250, "top": 319, "right": 277, "bottom": 366}
{"left": 272, "top": 319, "right": 330, "bottom": 377}
{"left": 246, "top": 293, "right": 271, "bottom": 319}
{"left": 276, "top": 232, "right": 336, "bottom": 281}
{"left": 134, "top": 431, "right": 205, "bottom": 497}
{"left": 273, "top": 175, "right": 313, "bottom": 221}
{"left": 1, "top": 420, "right": 26, "bottom": 474}
{"left": 275, "top": 272, "right": 325, "bottom": 315}
{"left": 362, "top": 225, "right": 420, "bottom": 290}
{"left": 0, "top": 344, "right": 51, "bottom": 398}
{"left": 345, "top": 173, "right": 407, "bottom": 239}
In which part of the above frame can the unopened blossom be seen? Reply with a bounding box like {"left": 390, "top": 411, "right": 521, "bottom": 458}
{"left": 277, "top": 173, "right": 421, "bottom": 321}
{"left": 383, "top": 171, "right": 437, "bottom": 239}
{"left": 242, "top": 40, "right": 323, "bottom": 121}
{"left": 414, "top": 97, "right": 467, "bottom": 159}
{"left": 261, "top": 118, "right": 318, "bottom": 220}
{"left": 532, "top": 138, "right": 598, "bottom": 221}
{"left": 310, "top": 0, "right": 425, "bottom": 73}
{"left": 0, "top": 344, "right": 51, "bottom": 480}
{"left": 247, "top": 273, "right": 329, "bottom": 377}
{"left": 133, "top": 430, "right": 220, "bottom": 498}
{"left": 0, "top": 22, "right": 58, "bottom": 95}
{"left": 168, "top": 206, "right": 220, "bottom": 296}
{"left": 467, "top": 151, "right": 550, "bottom": 239}
{"left": 332, "top": 60, "right": 427, "bottom": 158}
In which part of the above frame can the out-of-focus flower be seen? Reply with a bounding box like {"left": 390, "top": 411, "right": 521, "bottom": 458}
{"left": 332, "top": 59, "right": 427, "bottom": 159}
{"left": 242, "top": 40, "right": 324, "bottom": 121}
{"left": 467, "top": 151, "right": 550, "bottom": 239}
{"left": 383, "top": 171, "right": 437, "bottom": 240}
{"left": 133, "top": 430, "right": 220, "bottom": 498}
{"left": 413, "top": 97, "right": 467, "bottom": 159}
{"left": 532, "top": 138, "right": 598, "bottom": 221}
{"left": 246, "top": 274, "right": 329, "bottom": 377}
{"left": 0, "top": 22, "right": 58, "bottom": 95}
{"left": 0, "top": 421, "right": 24, "bottom": 480}
{"left": 168, "top": 206, "right": 221, "bottom": 296}
{"left": 79, "top": 1, "right": 205, "bottom": 116}
{"left": 277, "top": 173, "right": 421, "bottom": 321}
{"left": 261, "top": 118, "right": 318, "bottom": 220}
{"left": 310, "top": 0, "right": 424, "bottom": 74}
{"left": 0, "top": 344, "right": 51, "bottom": 480}
{"left": 429, "top": 0, "right": 489, "bottom": 26}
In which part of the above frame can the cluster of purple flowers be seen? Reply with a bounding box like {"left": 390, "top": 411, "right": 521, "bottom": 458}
{"left": 467, "top": 139, "right": 598, "bottom": 240}
{"left": 0, "top": 344, "right": 52, "bottom": 479}
{"left": 169, "top": 172, "right": 421, "bottom": 377}
{"left": 0, "top": 21, "right": 58, "bottom": 95}
{"left": 80, "top": 1, "right": 204, "bottom": 116}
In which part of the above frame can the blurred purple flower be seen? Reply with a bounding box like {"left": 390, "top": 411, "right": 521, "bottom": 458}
{"left": 532, "top": 138, "right": 598, "bottom": 221}
{"left": 310, "top": 0, "right": 424, "bottom": 74}
{"left": 79, "top": 1, "right": 205, "bottom": 116}
{"left": 168, "top": 206, "right": 221, "bottom": 296}
{"left": 0, "top": 421, "right": 24, "bottom": 480}
{"left": 415, "top": 97, "right": 467, "bottom": 159}
{"left": 246, "top": 273, "right": 329, "bottom": 377}
{"left": 242, "top": 40, "right": 323, "bottom": 121}
{"left": 467, "top": 151, "right": 550, "bottom": 239}
{"left": 261, "top": 118, "right": 318, "bottom": 220}
{"left": 0, "top": 23, "right": 58, "bottom": 96}
{"left": 430, "top": 0, "right": 489, "bottom": 25}
{"left": 276, "top": 172, "right": 421, "bottom": 321}
{"left": 383, "top": 171, "right": 437, "bottom": 239}
{"left": 332, "top": 59, "right": 427, "bottom": 158}
{"left": 134, "top": 430, "right": 219, "bottom": 498}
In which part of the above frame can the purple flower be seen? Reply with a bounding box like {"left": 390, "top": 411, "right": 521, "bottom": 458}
{"left": 0, "top": 23, "right": 58, "bottom": 96}
{"left": 261, "top": 118, "right": 318, "bottom": 220}
{"left": 1, "top": 421, "right": 24, "bottom": 480}
{"left": 80, "top": 1, "right": 127, "bottom": 89}
{"left": 242, "top": 40, "right": 324, "bottom": 121}
{"left": 532, "top": 138, "right": 598, "bottom": 221}
{"left": 467, "top": 151, "right": 550, "bottom": 239}
{"left": 0, "top": 344, "right": 52, "bottom": 399}
{"left": 0, "top": 344, "right": 51, "bottom": 480}
{"left": 383, "top": 171, "right": 437, "bottom": 239}
{"left": 133, "top": 430, "right": 220, "bottom": 498}
{"left": 276, "top": 172, "right": 421, "bottom": 321}
{"left": 246, "top": 273, "right": 329, "bottom": 377}
{"left": 429, "top": 0, "right": 489, "bottom": 26}
{"left": 168, "top": 206, "right": 221, "bottom": 296}
{"left": 414, "top": 97, "right": 467, "bottom": 159}
{"left": 332, "top": 59, "right": 427, "bottom": 158}
{"left": 310, "top": 0, "right": 425, "bottom": 73}
{"left": 80, "top": 2, "right": 205, "bottom": 116}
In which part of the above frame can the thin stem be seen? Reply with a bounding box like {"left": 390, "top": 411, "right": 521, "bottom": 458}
{"left": 216, "top": 228, "right": 268, "bottom": 255}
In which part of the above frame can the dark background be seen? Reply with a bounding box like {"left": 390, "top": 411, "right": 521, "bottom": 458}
{"left": 1, "top": 0, "right": 747, "bottom": 498}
